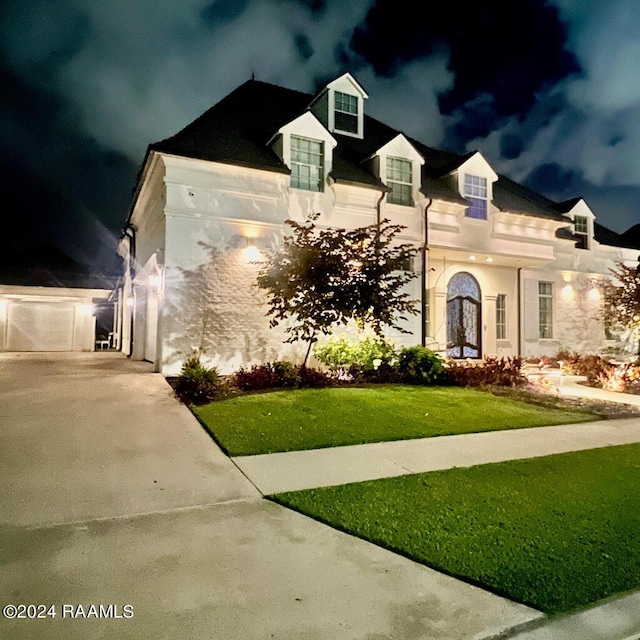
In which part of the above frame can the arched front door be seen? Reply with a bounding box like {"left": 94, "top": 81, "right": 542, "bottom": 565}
{"left": 446, "top": 272, "right": 481, "bottom": 358}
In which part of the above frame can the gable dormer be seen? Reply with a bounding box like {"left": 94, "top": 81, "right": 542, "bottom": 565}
{"left": 372, "top": 134, "right": 424, "bottom": 207}
{"left": 451, "top": 152, "right": 499, "bottom": 220}
{"left": 310, "top": 73, "right": 368, "bottom": 139}
{"left": 557, "top": 198, "right": 595, "bottom": 250}
{"left": 269, "top": 111, "right": 336, "bottom": 192}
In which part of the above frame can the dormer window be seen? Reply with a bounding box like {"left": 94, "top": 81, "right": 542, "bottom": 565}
{"left": 334, "top": 91, "right": 358, "bottom": 134}
{"left": 387, "top": 157, "right": 413, "bottom": 206}
{"left": 464, "top": 174, "right": 488, "bottom": 219}
{"left": 290, "top": 136, "right": 324, "bottom": 192}
{"left": 574, "top": 215, "right": 589, "bottom": 249}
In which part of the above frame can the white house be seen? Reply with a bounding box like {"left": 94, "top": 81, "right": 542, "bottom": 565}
{"left": 116, "top": 73, "right": 640, "bottom": 375}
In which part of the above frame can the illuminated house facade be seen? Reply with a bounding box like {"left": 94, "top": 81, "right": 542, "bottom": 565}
{"left": 116, "top": 73, "right": 639, "bottom": 375}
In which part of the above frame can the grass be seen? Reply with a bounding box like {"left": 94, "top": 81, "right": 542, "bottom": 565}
{"left": 272, "top": 444, "right": 640, "bottom": 615}
{"left": 194, "top": 385, "right": 598, "bottom": 456}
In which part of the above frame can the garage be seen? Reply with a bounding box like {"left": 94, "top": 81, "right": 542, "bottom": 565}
{"left": 0, "top": 286, "right": 111, "bottom": 352}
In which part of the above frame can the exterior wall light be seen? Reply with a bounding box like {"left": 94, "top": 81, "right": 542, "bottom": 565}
{"left": 148, "top": 273, "right": 162, "bottom": 291}
{"left": 241, "top": 236, "right": 262, "bottom": 261}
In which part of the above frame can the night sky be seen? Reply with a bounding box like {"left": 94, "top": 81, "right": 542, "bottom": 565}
{"left": 1, "top": 0, "right": 639, "bottom": 275}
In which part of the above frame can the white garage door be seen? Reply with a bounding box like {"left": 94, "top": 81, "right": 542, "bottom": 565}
{"left": 7, "top": 302, "right": 76, "bottom": 351}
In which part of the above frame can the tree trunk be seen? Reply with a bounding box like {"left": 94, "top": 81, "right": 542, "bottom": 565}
{"left": 302, "top": 334, "right": 316, "bottom": 369}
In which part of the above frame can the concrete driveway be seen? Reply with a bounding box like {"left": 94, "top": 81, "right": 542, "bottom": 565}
{"left": 0, "top": 353, "right": 540, "bottom": 639}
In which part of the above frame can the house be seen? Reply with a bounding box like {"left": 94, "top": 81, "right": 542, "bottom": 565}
{"left": 116, "top": 73, "right": 640, "bottom": 375}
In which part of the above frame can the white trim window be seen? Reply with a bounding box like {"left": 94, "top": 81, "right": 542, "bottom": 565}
{"left": 290, "top": 136, "right": 324, "bottom": 192}
{"left": 538, "top": 282, "right": 553, "bottom": 339}
{"left": 574, "top": 215, "right": 589, "bottom": 249}
{"left": 496, "top": 294, "right": 506, "bottom": 340}
{"left": 334, "top": 91, "right": 358, "bottom": 134}
{"left": 387, "top": 157, "right": 413, "bottom": 206}
{"left": 464, "top": 174, "right": 488, "bottom": 219}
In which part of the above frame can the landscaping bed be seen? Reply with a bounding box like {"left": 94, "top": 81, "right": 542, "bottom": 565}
{"left": 272, "top": 444, "right": 640, "bottom": 614}
{"left": 193, "top": 385, "right": 599, "bottom": 456}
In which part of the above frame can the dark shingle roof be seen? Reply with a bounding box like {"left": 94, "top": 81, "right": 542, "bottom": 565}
{"left": 149, "top": 79, "right": 570, "bottom": 222}
{"left": 618, "top": 223, "right": 640, "bottom": 250}
{"left": 492, "top": 175, "right": 567, "bottom": 221}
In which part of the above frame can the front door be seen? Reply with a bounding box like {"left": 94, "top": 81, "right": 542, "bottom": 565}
{"left": 446, "top": 272, "right": 481, "bottom": 358}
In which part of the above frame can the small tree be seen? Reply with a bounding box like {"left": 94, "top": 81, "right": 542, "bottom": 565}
{"left": 604, "top": 261, "right": 640, "bottom": 353}
{"left": 256, "top": 215, "right": 419, "bottom": 366}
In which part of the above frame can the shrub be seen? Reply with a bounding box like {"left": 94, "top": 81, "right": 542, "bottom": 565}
{"left": 445, "top": 357, "right": 527, "bottom": 387}
{"left": 298, "top": 365, "right": 334, "bottom": 388}
{"left": 397, "top": 346, "right": 444, "bottom": 385}
{"left": 348, "top": 361, "right": 400, "bottom": 384}
{"left": 233, "top": 361, "right": 300, "bottom": 391}
{"left": 233, "top": 362, "right": 333, "bottom": 391}
{"left": 175, "top": 356, "right": 224, "bottom": 405}
{"left": 314, "top": 335, "right": 397, "bottom": 377}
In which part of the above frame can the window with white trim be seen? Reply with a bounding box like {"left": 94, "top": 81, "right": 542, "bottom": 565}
{"left": 538, "top": 282, "right": 553, "bottom": 339}
{"left": 574, "top": 215, "right": 589, "bottom": 249}
{"left": 334, "top": 91, "right": 358, "bottom": 134}
{"left": 496, "top": 294, "right": 506, "bottom": 340}
{"left": 464, "top": 174, "right": 488, "bottom": 219}
{"left": 387, "top": 157, "right": 413, "bottom": 206}
{"left": 290, "top": 136, "right": 324, "bottom": 192}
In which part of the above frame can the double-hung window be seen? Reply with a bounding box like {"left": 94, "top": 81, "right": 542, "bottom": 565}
{"left": 538, "top": 282, "right": 553, "bottom": 339}
{"left": 574, "top": 215, "right": 589, "bottom": 249}
{"left": 496, "top": 294, "right": 506, "bottom": 340}
{"left": 387, "top": 157, "right": 413, "bottom": 206}
{"left": 334, "top": 91, "right": 358, "bottom": 134}
{"left": 464, "top": 174, "right": 488, "bottom": 219}
{"left": 290, "top": 136, "right": 324, "bottom": 192}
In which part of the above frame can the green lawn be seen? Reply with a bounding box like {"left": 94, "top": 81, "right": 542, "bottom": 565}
{"left": 194, "top": 385, "right": 598, "bottom": 456}
{"left": 272, "top": 444, "right": 640, "bottom": 615}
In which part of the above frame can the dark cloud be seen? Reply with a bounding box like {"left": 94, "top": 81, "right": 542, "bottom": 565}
{"left": 524, "top": 162, "right": 581, "bottom": 195}
{"left": 276, "top": 0, "right": 328, "bottom": 17}
{"left": 499, "top": 133, "right": 524, "bottom": 160}
{"left": 351, "top": 0, "right": 580, "bottom": 127}
{"left": 200, "top": 0, "right": 249, "bottom": 29}
{"left": 0, "top": 51, "right": 135, "bottom": 272}
{"left": 294, "top": 33, "right": 314, "bottom": 60}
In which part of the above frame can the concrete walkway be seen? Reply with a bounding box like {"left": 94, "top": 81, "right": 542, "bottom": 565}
{"left": 560, "top": 374, "right": 640, "bottom": 406}
{"left": 0, "top": 353, "right": 542, "bottom": 640}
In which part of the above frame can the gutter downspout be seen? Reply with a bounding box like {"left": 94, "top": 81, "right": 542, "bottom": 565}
{"left": 375, "top": 189, "right": 385, "bottom": 234}
{"left": 125, "top": 224, "right": 137, "bottom": 358}
{"left": 517, "top": 267, "right": 522, "bottom": 358}
{"left": 421, "top": 198, "right": 433, "bottom": 347}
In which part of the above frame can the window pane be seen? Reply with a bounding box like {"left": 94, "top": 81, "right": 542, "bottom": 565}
{"left": 335, "top": 91, "right": 357, "bottom": 114}
{"left": 496, "top": 294, "right": 506, "bottom": 340}
{"left": 386, "top": 157, "right": 412, "bottom": 205}
{"left": 334, "top": 91, "right": 358, "bottom": 133}
{"left": 464, "top": 175, "right": 488, "bottom": 218}
{"left": 574, "top": 216, "right": 588, "bottom": 234}
{"left": 466, "top": 197, "right": 487, "bottom": 219}
{"left": 538, "top": 282, "right": 553, "bottom": 339}
{"left": 334, "top": 111, "right": 358, "bottom": 133}
{"left": 291, "top": 136, "right": 323, "bottom": 192}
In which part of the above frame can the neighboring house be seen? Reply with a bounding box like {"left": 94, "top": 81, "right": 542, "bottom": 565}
{"left": 116, "top": 73, "right": 640, "bottom": 375}
{"left": 0, "top": 246, "right": 114, "bottom": 352}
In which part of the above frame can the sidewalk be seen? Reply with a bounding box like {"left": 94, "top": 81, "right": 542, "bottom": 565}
{"left": 233, "top": 418, "right": 640, "bottom": 494}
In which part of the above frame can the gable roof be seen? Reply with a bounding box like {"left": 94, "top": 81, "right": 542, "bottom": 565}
{"left": 149, "top": 79, "right": 571, "bottom": 223}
